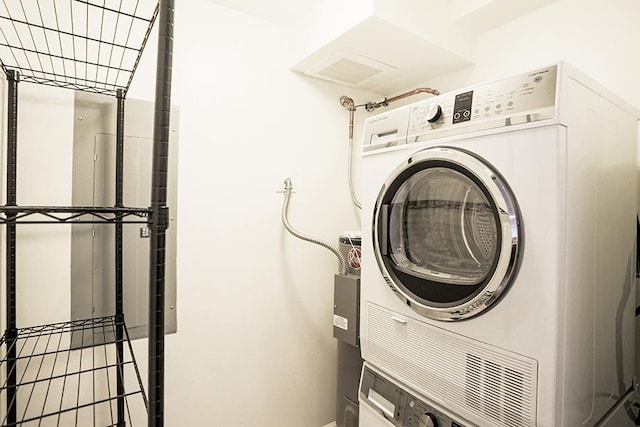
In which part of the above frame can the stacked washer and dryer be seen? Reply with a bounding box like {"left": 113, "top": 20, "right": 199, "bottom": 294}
{"left": 358, "top": 63, "right": 639, "bottom": 427}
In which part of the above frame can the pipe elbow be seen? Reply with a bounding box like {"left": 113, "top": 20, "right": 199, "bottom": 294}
{"left": 416, "top": 87, "right": 441, "bottom": 96}
{"left": 340, "top": 96, "right": 356, "bottom": 111}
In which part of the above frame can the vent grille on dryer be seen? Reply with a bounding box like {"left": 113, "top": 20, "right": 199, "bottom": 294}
{"left": 465, "top": 354, "right": 528, "bottom": 426}
{"left": 366, "top": 303, "right": 537, "bottom": 427}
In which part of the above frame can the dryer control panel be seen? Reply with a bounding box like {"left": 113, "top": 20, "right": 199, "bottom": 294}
{"left": 359, "top": 364, "right": 471, "bottom": 427}
{"left": 363, "top": 64, "right": 558, "bottom": 153}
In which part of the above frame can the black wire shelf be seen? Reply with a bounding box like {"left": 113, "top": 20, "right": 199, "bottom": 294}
{"left": 0, "top": 1, "right": 174, "bottom": 425}
{"left": 0, "top": 206, "right": 152, "bottom": 224}
{"left": 0, "top": 317, "right": 148, "bottom": 426}
{"left": 0, "top": 0, "right": 159, "bottom": 96}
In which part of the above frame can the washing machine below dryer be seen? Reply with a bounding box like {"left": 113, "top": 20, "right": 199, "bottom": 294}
{"left": 360, "top": 63, "right": 639, "bottom": 427}
{"left": 359, "top": 362, "right": 472, "bottom": 427}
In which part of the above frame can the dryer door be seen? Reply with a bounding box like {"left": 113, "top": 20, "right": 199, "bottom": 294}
{"left": 374, "top": 146, "right": 522, "bottom": 321}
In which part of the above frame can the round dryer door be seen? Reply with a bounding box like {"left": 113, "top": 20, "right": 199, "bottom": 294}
{"left": 373, "top": 146, "right": 523, "bottom": 321}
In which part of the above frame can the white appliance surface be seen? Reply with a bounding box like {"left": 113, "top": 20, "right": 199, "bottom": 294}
{"left": 360, "top": 399, "right": 394, "bottom": 427}
{"left": 359, "top": 361, "right": 477, "bottom": 427}
{"left": 359, "top": 62, "right": 639, "bottom": 427}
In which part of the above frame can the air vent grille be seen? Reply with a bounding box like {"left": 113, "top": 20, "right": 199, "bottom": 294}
{"left": 317, "top": 57, "right": 384, "bottom": 85}
{"left": 304, "top": 50, "right": 395, "bottom": 87}
{"left": 366, "top": 303, "right": 537, "bottom": 427}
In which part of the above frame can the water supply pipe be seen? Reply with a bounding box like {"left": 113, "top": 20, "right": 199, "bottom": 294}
{"left": 362, "top": 87, "right": 441, "bottom": 112}
{"left": 281, "top": 178, "right": 347, "bottom": 275}
{"left": 339, "top": 96, "right": 362, "bottom": 210}
{"left": 339, "top": 87, "right": 441, "bottom": 210}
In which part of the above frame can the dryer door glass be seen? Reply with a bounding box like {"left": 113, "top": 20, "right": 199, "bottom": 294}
{"left": 374, "top": 146, "right": 522, "bottom": 320}
{"left": 388, "top": 167, "right": 499, "bottom": 286}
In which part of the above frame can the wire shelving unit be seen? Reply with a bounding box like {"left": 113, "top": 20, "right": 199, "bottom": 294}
{"left": 0, "top": 317, "right": 147, "bottom": 426}
{"left": 0, "top": 1, "right": 175, "bottom": 426}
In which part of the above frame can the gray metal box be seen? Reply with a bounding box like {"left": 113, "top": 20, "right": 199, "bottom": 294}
{"left": 70, "top": 92, "right": 179, "bottom": 345}
{"left": 333, "top": 274, "right": 360, "bottom": 347}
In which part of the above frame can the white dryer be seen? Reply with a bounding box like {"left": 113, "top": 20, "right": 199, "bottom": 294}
{"left": 360, "top": 63, "right": 639, "bottom": 427}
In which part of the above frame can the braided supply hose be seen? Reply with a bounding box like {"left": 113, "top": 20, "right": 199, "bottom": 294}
{"left": 281, "top": 178, "right": 347, "bottom": 275}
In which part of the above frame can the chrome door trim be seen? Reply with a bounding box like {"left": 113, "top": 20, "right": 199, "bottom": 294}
{"left": 373, "top": 146, "right": 523, "bottom": 321}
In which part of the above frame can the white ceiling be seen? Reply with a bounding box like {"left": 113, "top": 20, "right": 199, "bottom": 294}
{"left": 207, "top": 0, "right": 310, "bottom": 26}
{"left": 205, "top": 0, "right": 559, "bottom": 94}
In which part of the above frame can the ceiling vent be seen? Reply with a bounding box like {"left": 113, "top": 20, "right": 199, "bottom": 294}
{"left": 303, "top": 50, "right": 396, "bottom": 87}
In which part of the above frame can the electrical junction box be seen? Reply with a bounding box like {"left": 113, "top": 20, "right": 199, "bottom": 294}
{"left": 333, "top": 273, "right": 360, "bottom": 347}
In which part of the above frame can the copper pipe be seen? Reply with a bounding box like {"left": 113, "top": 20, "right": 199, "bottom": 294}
{"left": 348, "top": 107, "right": 355, "bottom": 140}
{"left": 364, "top": 87, "right": 441, "bottom": 111}
{"left": 338, "top": 87, "right": 440, "bottom": 210}
{"left": 386, "top": 87, "right": 440, "bottom": 103}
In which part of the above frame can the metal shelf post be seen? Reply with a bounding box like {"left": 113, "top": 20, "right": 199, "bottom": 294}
{"left": 149, "top": 1, "right": 175, "bottom": 425}
{"left": 4, "top": 68, "right": 18, "bottom": 427}
{"left": 116, "top": 89, "right": 126, "bottom": 427}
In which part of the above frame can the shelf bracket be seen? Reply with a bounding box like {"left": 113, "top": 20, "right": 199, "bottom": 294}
{"left": 156, "top": 206, "right": 170, "bottom": 230}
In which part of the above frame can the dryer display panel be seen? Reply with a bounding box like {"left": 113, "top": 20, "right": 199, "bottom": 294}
{"left": 453, "top": 91, "right": 473, "bottom": 124}
{"left": 374, "top": 147, "right": 523, "bottom": 321}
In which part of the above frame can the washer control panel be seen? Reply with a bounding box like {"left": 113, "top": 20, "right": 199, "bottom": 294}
{"left": 359, "top": 364, "right": 470, "bottom": 427}
{"left": 363, "top": 64, "right": 558, "bottom": 153}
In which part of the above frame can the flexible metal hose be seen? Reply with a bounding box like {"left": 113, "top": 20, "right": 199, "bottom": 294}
{"left": 281, "top": 178, "right": 347, "bottom": 274}
{"left": 347, "top": 122, "right": 362, "bottom": 209}
{"left": 340, "top": 87, "right": 441, "bottom": 209}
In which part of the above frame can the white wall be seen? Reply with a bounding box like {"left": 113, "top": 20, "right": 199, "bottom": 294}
{"left": 141, "top": 0, "right": 640, "bottom": 425}
{"left": 149, "top": 0, "right": 640, "bottom": 424}
{"left": 126, "top": 1, "right": 377, "bottom": 426}
{"left": 0, "top": 84, "right": 74, "bottom": 330}
{"left": 419, "top": 0, "right": 640, "bottom": 110}
{"left": 10, "top": 0, "right": 640, "bottom": 425}
{"left": 14, "top": 87, "right": 75, "bottom": 327}
{"left": 0, "top": 1, "right": 376, "bottom": 427}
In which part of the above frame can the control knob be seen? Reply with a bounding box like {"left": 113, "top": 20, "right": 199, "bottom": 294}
{"left": 425, "top": 104, "right": 442, "bottom": 123}
{"left": 419, "top": 413, "right": 438, "bottom": 427}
